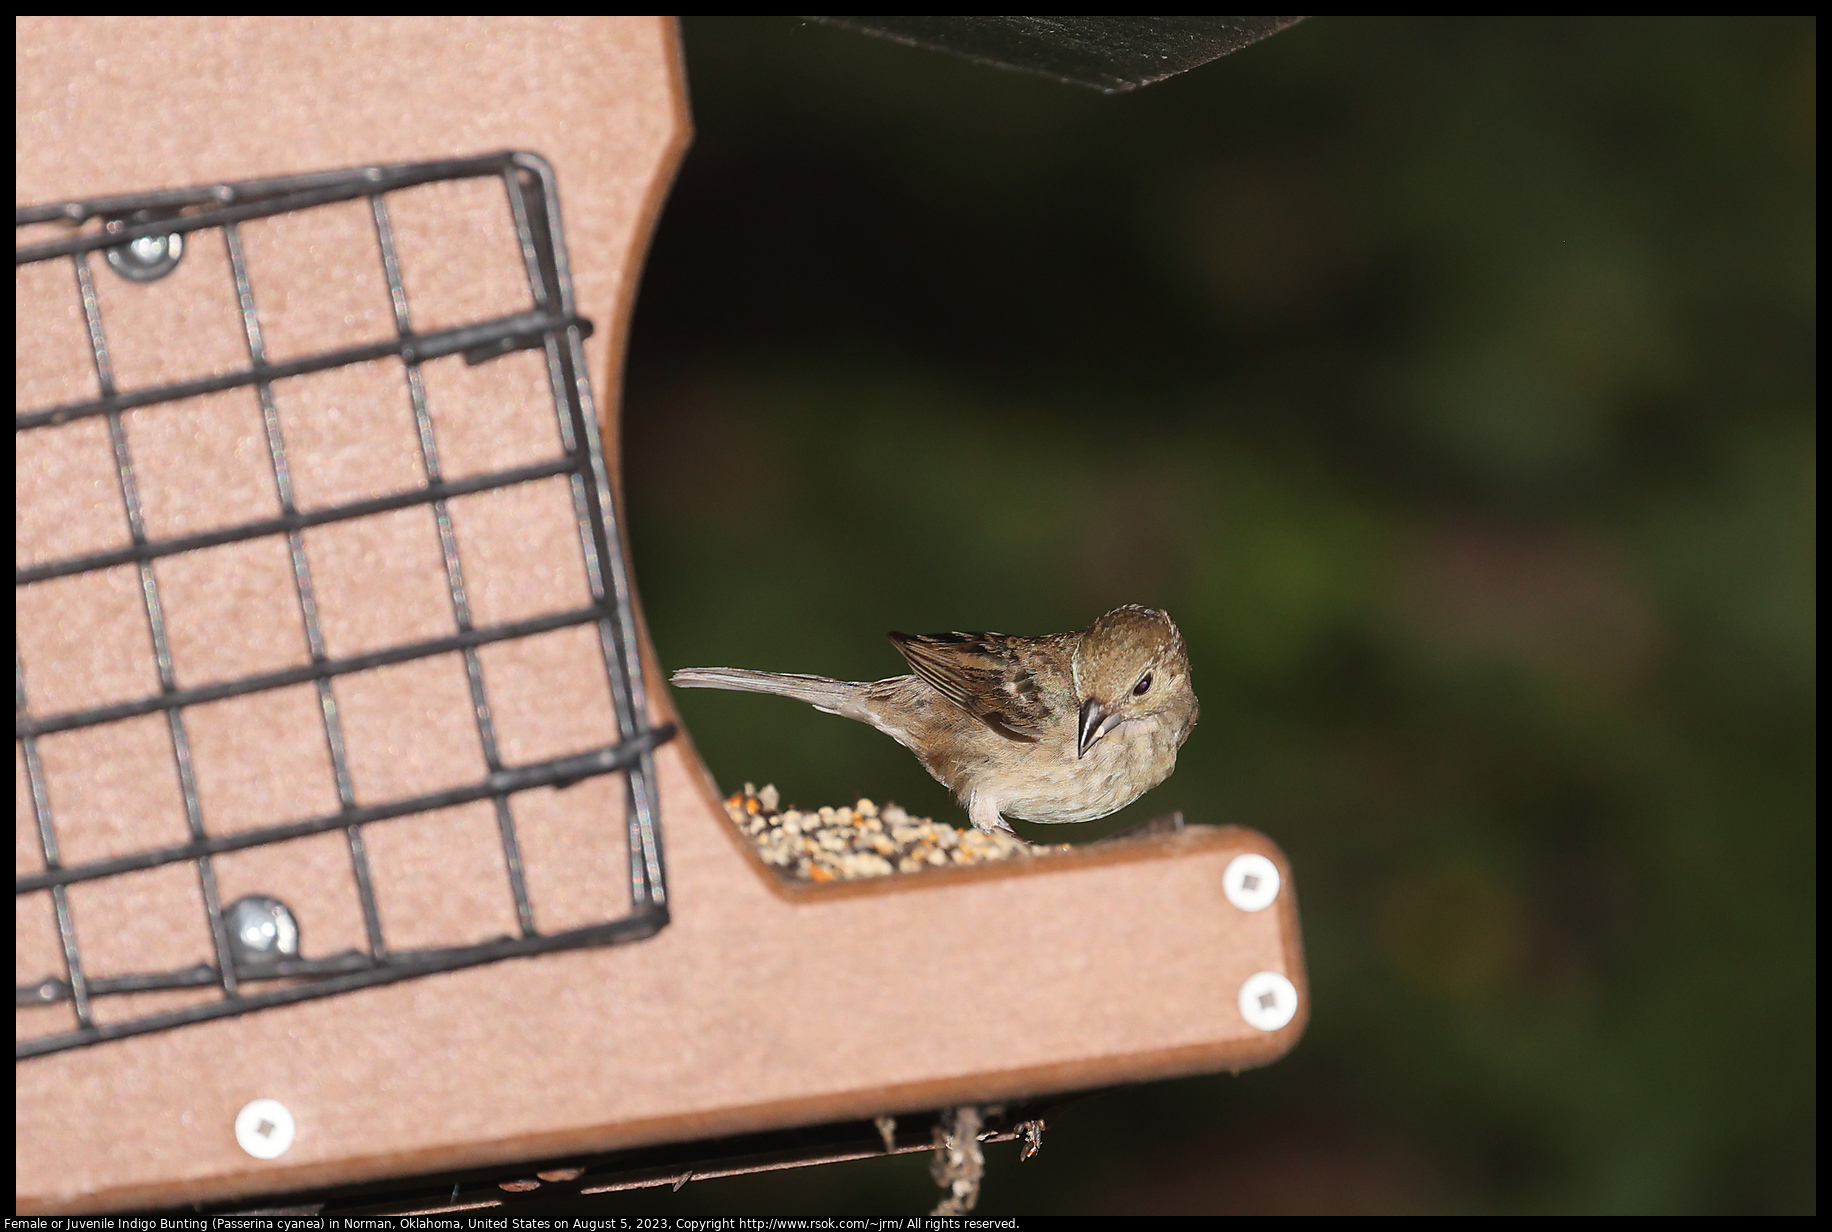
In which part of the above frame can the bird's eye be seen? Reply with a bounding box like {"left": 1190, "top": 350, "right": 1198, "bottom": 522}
{"left": 1133, "top": 672, "right": 1153, "bottom": 696}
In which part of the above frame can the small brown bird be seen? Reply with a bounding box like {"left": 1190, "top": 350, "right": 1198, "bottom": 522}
{"left": 670, "top": 605, "right": 1199, "bottom": 835}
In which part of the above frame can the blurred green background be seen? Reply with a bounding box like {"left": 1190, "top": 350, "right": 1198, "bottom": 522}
{"left": 609, "top": 15, "right": 1814, "bottom": 1215}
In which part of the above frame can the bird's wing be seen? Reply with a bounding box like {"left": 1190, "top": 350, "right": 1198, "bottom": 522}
{"left": 886, "top": 630, "right": 1052, "bottom": 742}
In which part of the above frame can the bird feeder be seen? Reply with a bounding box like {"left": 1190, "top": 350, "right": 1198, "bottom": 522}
{"left": 15, "top": 17, "right": 1307, "bottom": 1214}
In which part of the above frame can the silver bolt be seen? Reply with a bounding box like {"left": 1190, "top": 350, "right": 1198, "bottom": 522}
{"left": 234, "top": 1098, "right": 296, "bottom": 1159}
{"left": 225, "top": 895, "right": 301, "bottom": 967}
{"left": 1237, "top": 970, "right": 1298, "bottom": 1032}
{"left": 1223, "top": 853, "right": 1281, "bottom": 912}
{"left": 102, "top": 224, "right": 184, "bottom": 282}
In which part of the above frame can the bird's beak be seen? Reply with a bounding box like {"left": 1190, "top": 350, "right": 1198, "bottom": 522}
{"left": 1078, "top": 698, "right": 1122, "bottom": 758}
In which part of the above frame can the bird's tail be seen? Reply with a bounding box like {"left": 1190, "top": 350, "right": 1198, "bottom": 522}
{"left": 669, "top": 667, "right": 874, "bottom": 723}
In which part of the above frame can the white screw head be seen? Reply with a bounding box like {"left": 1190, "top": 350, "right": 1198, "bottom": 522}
{"left": 1238, "top": 971, "right": 1298, "bottom": 1032}
{"left": 234, "top": 1098, "right": 296, "bottom": 1159}
{"left": 1223, "top": 853, "right": 1281, "bottom": 912}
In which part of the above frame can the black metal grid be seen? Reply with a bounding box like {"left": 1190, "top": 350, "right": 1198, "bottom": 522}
{"left": 15, "top": 152, "right": 673, "bottom": 1060}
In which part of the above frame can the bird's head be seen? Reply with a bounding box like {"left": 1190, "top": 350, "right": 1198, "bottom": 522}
{"left": 1071, "top": 605, "right": 1197, "bottom": 757}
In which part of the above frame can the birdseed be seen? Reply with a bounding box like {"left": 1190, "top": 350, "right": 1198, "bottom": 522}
{"left": 725, "top": 783, "right": 1063, "bottom": 882}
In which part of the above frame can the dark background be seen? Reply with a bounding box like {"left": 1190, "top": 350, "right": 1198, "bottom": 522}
{"left": 603, "top": 15, "right": 1811, "bottom": 1215}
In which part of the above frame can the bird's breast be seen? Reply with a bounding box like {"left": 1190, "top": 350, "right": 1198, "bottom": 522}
{"left": 998, "top": 713, "right": 1182, "bottom": 825}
